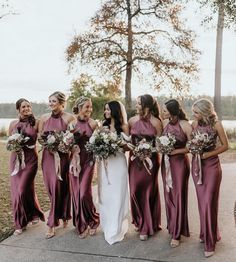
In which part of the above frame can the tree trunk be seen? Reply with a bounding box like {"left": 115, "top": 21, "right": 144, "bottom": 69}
{"left": 125, "top": 0, "right": 132, "bottom": 112}
{"left": 214, "top": 3, "right": 224, "bottom": 120}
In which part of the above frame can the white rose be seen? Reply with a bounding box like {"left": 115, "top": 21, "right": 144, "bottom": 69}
{"left": 159, "top": 136, "right": 170, "bottom": 146}
{"left": 89, "top": 135, "right": 96, "bottom": 144}
{"left": 143, "top": 143, "right": 151, "bottom": 149}
{"left": 8, "top": 133, "right": 21, "bottom": 141}
{"left": 110, "top": 132, "right": 117, "bottom": 141}
{"left": 47, "top": 135, "right": 56, "bottom": 144}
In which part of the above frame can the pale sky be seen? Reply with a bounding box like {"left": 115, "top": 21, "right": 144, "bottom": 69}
{"left": 0, "top": 0, "right": 236, "bottom": 103}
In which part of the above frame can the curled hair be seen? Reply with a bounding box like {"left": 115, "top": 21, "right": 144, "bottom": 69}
{"left": 192, "top": 98, "right": 217, "bottom": 126}
{"left": 16, "top": 98, "right": 36, "bottom": 126}
{"left": 139, "top": 94, "right": 161, "bottom": 120}
{"left": 72, "top": 96, "right": 91, "bottom": 114}
{"left": 103, "top": 101, "right": 124, "bottom": 135}
{"left": 49, "top": 91, "right": 66, "bottom": 106}
{"left": 165, "top": 99, "right": 188, "bottom": 121}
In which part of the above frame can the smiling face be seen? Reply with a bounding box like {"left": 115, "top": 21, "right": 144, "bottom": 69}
{"left": 18, "top": 100, "right": 32, "bottom": 118}
{"left": 49, "top": 95, "right": 63, "bottom": 112}
{"left": 104, "top": 103, "right": 111, "bottom": 119}
{"left": 162, "top": 104, "right": 171, "bottom": 120}
{"left": 79, "top": 99, "right": 93, "bottom": 118}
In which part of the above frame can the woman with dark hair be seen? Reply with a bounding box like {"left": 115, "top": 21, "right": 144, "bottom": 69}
{"left": 98, "top": 100, "right": 129, "bottom": 245}
{"left": 38, "top": 91, "right": 76, "bottom": 238}
{"left": 70, "top": 96, "right": 99, "bottom": 239}
{"left": 191, "top": 98, "right": 228, "bottom": 258}
{"left": 129, "top": 94, "right": 162, "bottom": 241}
{"left": 8, "top": 98, "right": 45, "bottom": 235}
{"left": 161, "top": 99, "right": 192, "bottom": 248}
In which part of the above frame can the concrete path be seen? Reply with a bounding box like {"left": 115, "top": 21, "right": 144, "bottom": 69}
{"left": 1, "top": 163, "right": 236, "bottom": 262}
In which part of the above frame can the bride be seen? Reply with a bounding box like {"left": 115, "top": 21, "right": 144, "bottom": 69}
{"left": 98, "top": 100, "right": 129, "bottom": 245}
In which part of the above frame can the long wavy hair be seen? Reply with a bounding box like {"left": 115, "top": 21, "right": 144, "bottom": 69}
{"left": 103, "top": 101, "right": 124, "bottom": 135}
{"left": 139, "top": 94, "right": 161, "bottom": 120}
{"left": 192, "top": 98, "right": 217, "bottom": 126}
{"left": 16, "top": 98, "right": 36, "bottom": 126}
{"left": 165, "top": 99, "right": 188, "bottom": 121}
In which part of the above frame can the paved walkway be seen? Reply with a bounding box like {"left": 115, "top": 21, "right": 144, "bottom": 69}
{"left": 1, "top": 163, "right": 236, "bottom": 262}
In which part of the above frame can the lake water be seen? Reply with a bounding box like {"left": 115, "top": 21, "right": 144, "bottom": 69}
{"left": 1, "top": 118, "right": 236, "bottom": 130}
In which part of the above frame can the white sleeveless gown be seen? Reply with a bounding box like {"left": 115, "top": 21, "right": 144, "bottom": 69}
{"left": 98, "top": 150, "right": 129, "bottom": 245}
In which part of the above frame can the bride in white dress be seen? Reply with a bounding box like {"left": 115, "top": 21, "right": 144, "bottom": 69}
{"left": 98, "top": 101, "right": 129, "bottom": 245}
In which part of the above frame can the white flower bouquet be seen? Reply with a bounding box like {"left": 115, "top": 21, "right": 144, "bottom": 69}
{"left": 187, "top": 131, "right": 215, "bottom": 155}
{"left": 6, "top": 130, "right": 30, "bottom": 176}
{"left": 38, "top": 130, "right": 74, "bottom": 154}
{"left": 128, "top": 138, "right": 155, "bottom": 175}
{"left": 85, "top": 129, "right": 122, "bottom": 161}
{"left": 156, "top": 133, "right": 176, "bottom": 154}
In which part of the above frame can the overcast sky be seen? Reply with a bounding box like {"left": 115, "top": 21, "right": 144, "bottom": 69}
{"left": 0, "top": 0, "right": 236, "bottom": 103}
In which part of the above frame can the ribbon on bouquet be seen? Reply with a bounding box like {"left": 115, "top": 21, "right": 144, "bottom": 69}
{"left": 164, "top": 154, "right": 173, "bottom": 193}
{"left": 11, "top": 150, "right": 26, "bottom": 176}
{"left": 130, "top": 155, "right": 153, "bottom": 175}
{"left": 69, "top": 145, "right": 81, "bottom": 177}
{"left": 53, "top": 151, "right": 63, "bottom": 181}
{"left": 192, "top": 153, "right": 202, "bottom": 185}
{"left": 11, "top": 145, "right": 35, "bottom": 176}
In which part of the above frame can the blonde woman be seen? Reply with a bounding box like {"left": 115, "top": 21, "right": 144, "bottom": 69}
{"left": 38, "top": 91, "right": 75, "bottom": 238}
{"left": 191, "top": 98, "right": 228, "bottom": 258}
{"left": 70, "top": 97, "right": 99, "bottom": 239}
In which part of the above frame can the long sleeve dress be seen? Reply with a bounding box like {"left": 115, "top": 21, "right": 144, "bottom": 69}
{"left": 41, "top": 113, "right": 71, "bottom": 227}
{"left": 70, "top": 118, "right": 99, "bottom": 234}
{"left": 161, "top": 120, "right": 190, "bottom": 240}
{"left": 191, "top": 122, "right": 221, "bottom": 252}
{"left": 129, "top": 118, "right": 162, "bottom": 236}
{"left": 10, "top": 118, "right": 45, "bottom": 229}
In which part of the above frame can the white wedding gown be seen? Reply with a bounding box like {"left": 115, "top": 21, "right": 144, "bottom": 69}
{"left": 98, "top": 150, "right": 129, "bottom": 245}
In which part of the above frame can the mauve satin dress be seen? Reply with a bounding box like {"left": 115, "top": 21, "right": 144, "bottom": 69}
{"left": 161, "top": 120, "right": 190, "bottom": 240}
{"left": 70, "top": 119, "right": 99, "bottom": 234}
{"left": 192, "top": 123, "right": 221, "bottom": 252}
{"left": 42, "top": 114, "right": 71, "bottom": 227}
{"left": 129, "top": 118, "right": 161, "bottom": 236}
{"left": 10, "top": 118, "right": 45, "bottom": 229}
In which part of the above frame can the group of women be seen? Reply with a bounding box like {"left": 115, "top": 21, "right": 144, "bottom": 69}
{"left": 8, "top": 91, "right": 228, "bottom": 258}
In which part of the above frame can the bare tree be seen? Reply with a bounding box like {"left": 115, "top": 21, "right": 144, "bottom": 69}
{"left": 66, "top": 0, "right": 200, "bottom": 110}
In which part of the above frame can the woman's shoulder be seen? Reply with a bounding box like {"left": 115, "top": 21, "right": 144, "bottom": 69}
{"left": 88, "top": 118, "right": 98, "bottom": 130}
{"left": 128, "top": 115, "right": 138, "bottom": 126}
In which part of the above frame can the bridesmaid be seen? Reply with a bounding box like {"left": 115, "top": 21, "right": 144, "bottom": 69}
{"left": 129, "top": 94, "right": 162, "bottom": 241}
{"left": 9, "top": 98, "right": 45, "bottom": 235}
{"left": 70, "top": 97, "right": 99, "bottom": 238}
{"left": 38, "top": 91, "right": 75, "bottom": 238}
{"left": 161, "top": 99, "right": 192, "bottom": 247}
{"left": 98, "top": 101, "right": 129, "bottom": 245}
{"left": 191, "top": 98, "right": 228, "bottom": 258}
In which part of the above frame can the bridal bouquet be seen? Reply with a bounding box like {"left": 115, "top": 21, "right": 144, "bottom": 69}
{"left": 187, "top": 131, "right": 215, "bottom": 155}
{"left": 85, "top": 129, "right": 122, "bottom": 161}
{"left": 6, "top": 130, "right": 30, "bottom": 176}
{"left": 156, "top": 133, "right": 176, "bottom": 192}
{"left": 156, "top": 133, "right": 176, "bottom": 154}
{"left": 128, "top": 138, "right": 155, "bottom": 175}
